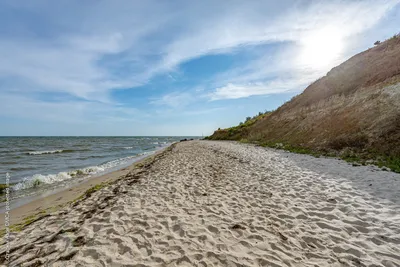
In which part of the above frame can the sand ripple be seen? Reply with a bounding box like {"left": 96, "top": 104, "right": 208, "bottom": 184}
{"left": 1, "top": 141, "right": 400, "bottom": 266}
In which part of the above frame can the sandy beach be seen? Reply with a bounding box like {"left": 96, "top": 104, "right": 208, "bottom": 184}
{"left": 0, "top": 147, "right": 169, "bottom": 228}
{"left": 1, "top": 140, "right": 400, "bottom": 266}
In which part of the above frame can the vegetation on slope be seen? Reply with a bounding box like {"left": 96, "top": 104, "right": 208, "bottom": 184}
{"left": 207, "top": 34, "right": 400, "bottom": 173}
{"left": 207, "top": 111, "right": 272, "bottom": 141}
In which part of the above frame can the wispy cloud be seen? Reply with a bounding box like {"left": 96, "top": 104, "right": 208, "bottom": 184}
{"left": 2, "top": 1, "right": 397, "bottom": 99}
{"left": 150, "top": 92, "right": 196, "bottom": 109}
{"left": 151, "top": 0, "right": 399, "bottom": 102}
{"left": 210, "top": 79, "right": 306, "bottom": 101}
{"left": 0, "top": 0, "right": 399, "bottom": 134}
{"left": 204, "top": 0, "right": 399, "bottom": 100}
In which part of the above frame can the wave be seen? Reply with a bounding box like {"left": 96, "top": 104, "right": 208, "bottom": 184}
{"left": 12, "top": 166, "right": 106, "bottom": 191}
{"left": 77, "top": 155, "right": 106, "bottom": 160}
{"left": 12, "top": 172, "right": 72, "bottom": 190}
{"left": 26, "top": 149, "right": 90, "bottom": 155}
{"left": 0, "top": 161, "right": 18, "bottom": 165}
{"left": 10, "top": 167, "right": 35, "bottom": 171}
{"left": 27, "top": 150, "right": 64, "bottom": 155}
{"left": 152, "top": 141, "right": 168, "bottom": 146}
{"left": 12, "top": 152, "right": 151, "bottom": 191}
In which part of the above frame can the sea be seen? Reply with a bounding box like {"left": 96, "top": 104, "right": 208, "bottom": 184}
{"left": 0, "top": 136, "right": 194, "bottom": 208}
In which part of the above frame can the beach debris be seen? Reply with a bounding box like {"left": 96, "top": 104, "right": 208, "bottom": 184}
{"left": 24, "top": 259, "right": 43, "bottom": 267}
{"left": 61, "top": 227, "right": 79, "bottom": 234}
{"left": 127, "top": 174, "right": 141, "bottom": 185}
{"left": 351, "top": 258, "right": 362, "bottom": 266}
{"left": 327, "top": 198, "right": 337, "bottom": 203}
{"left": 202, "top": 193, "right": 208, "bottom": 196}
{"left": 307, "top": 243, "right": 317, "bottom": 249}
{"left": 230, "top": 224, "right": 246, "bottom": 230}
{"left": 73, "top": 236, "right": 86, "bottom": 247}
{"left": 82, "top": 207, "right": 97, "bottom": 220}
{"left": 127, "top": 179, "right": 140, "bottom": 185}
{"left": 278, "top": 231, "right": 288, "bottom": 241}
{"left": 103, "top": 195, "right": 114, "bottom": 202}
{"left": 112, "top": 186, "right": 120, "bottom": 194}
{"left": 58, "top": 250, "right": 78, "bottom": 261}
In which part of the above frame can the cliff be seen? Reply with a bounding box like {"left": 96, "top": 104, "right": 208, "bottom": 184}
{"left": 207, "top": 35, "right": 400, "bottom": 171}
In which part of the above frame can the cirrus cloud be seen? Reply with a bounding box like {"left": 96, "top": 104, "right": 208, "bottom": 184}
{"left": 0, "top": 0, "right": 399, "bottom": 135}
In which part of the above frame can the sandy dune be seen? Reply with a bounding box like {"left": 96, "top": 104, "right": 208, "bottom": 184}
{"left": 1, "top": 141, "right": 400, "bottom": 266}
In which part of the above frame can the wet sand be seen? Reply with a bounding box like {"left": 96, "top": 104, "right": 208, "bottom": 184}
{"left": 0, "top": 148, "right": 167, "bottom": 228}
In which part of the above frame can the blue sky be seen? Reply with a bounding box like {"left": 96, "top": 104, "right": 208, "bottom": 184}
{"left": 0, "top": 0, "right": 399, "bottom": 136}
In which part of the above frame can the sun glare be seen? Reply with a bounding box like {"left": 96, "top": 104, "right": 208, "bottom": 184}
{"left": 298, "top": 27, "right": 344, "bottom": 69}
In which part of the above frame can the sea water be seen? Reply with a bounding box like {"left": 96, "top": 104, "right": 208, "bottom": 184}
{"left": 0, "top": 136, "right": 194, "bottom": 206}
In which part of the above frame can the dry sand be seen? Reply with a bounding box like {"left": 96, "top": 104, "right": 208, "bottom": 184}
{"left": 1, "top": 140, "right": 400, "bottom": 266}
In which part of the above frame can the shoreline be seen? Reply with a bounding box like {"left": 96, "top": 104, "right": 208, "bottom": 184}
{"left": 2, "top": 140, "right": 399, "bottom": 266}
{"left": 0, "top": 144, "right": 173, "bottom": 228}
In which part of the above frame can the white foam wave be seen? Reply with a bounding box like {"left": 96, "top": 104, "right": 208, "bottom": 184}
{"left": 27, "top": 150, "right": 63, "bottom": 155}
{"left": 13, "top": 172, "right": 72, "bottom": 191}
{"left": 98, "top": 153, "right": 148, "bottom": 169}
{"left": 12, "top": 152, "right": 151, "bottom": 191}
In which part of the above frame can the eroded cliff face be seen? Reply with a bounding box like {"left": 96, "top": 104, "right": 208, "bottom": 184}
{"left": 209, "top": 36, "right": 400, "bottom": 158}
{"left": 249, "top": 79, "right": 400, "bottom": 154}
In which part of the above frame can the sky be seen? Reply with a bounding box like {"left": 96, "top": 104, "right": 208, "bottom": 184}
{"left": 0, "top": 0, "right": 399, "bottom": 136}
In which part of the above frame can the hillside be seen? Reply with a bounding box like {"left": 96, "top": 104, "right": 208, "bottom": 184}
{"left": 207, "top": 35, "right": 400, "bottom": 172}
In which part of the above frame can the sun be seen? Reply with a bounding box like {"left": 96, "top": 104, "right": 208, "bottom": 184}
{"left": 298, "top": 27, "right": 344, "bottom": 69}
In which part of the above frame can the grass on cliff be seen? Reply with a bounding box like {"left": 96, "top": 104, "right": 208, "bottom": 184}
{"left": 206, "top": 33, "right": 400, "bottom": 173}
{"left": 258, "top": 141, "right": 400, "bottom": 173}
{"left": 205, "top": 111, "right": 271, "bottom": 140}
{"left": 206, "top": 110, "right": 400, "bottom": 173}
